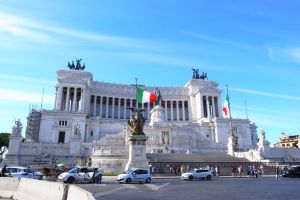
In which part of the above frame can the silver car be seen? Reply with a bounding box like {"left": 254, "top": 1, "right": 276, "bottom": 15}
{"left": 116, "top": 168, "right": 151, "bottom": 184}
{"left": 58, "top": 167, "right": 103, "bottom": 184}
{"left": 1, "top": 166, "right": 43, "bottom": 180}
{"left": 181, "top": 169, "right": 213, "bottom": 181}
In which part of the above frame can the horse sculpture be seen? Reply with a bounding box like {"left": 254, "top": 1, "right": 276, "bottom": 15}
{"left": 68, "top": 59, "right": 85, "bottom": 70}
{"left": 192, "top": 68, "right": 207, "bottom": 80}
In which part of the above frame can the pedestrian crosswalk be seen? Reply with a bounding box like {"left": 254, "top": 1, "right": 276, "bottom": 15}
{"left": 93, "top": 182, "right": 170, "bottom": 198}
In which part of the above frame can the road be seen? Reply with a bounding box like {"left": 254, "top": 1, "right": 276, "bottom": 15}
{"left": 78, "top": 176, "right": 300, "bottom": 200}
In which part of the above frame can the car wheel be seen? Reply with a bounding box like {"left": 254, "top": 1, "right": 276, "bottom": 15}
{"left": 188, "top": 175, "right": 193, "bottom": 181}
{"left": 67, "top": 176, "right": 75, "bottom": 184}
{"left": 207, "top": 175, "right": 212, "bottom": 180}
{"left": 145, "top": 177, "right": 151, "bottom": 183}
{"left": 92, "top": 176, "right": 100, "bottom": 183}
{"left": 126, "top": 178, "right": 132, "bottom": 184}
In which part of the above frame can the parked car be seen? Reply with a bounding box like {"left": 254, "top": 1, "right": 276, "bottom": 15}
{"left": 58, "top": 167, "right": 103, "bottom": 184}
{"left": 116, "top": 168, "right": 151, "bottom": 184}
{"left": 181, "top": 169, "right": 213, "bottom": 181}
{"left": 0, "top": 166, "right": 43, "bottom": 180}
{"left": 282, "top": 165, "right": 300, "bottom": 178}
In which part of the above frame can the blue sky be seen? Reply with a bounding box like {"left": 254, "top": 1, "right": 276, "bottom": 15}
{"left": 0, "top": 0, "right": 299, "bottom": 144}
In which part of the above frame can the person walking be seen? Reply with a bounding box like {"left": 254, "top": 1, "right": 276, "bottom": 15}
{"left": 1, "top": 164, "right": 7, "bottom": 177}
{"left": 275, "top": 166, "right": 280, "bottom": 180}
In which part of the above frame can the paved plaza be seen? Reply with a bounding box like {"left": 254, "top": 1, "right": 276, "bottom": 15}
{"left": 79, "top": 176, "right": 300, "bottom": 200}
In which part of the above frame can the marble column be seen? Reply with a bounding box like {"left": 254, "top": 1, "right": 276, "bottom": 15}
{"left": 182, "top": 100, "right": 186, "bottom": 121}
{"left": 176, "top": 101, "right": 179, "bottom": 120}
{"left": 171, "top": 101, "right": 174, "bottom": 121}
{"left": 200, "top": 95, "right": 204, "bottom": 118}
{"left": 73, "top": 88, "right": 77, "bottom": 112}
{"left": 212, "top": 96, "right": 216, "bottom": 118}
{"left": 80, "top": 88, "right": 85, "bottom": 112}
{"left": 118, "top": 98, "right": 121, "bottom": 119}
{"left": 105, "top": 96, "right": 109, "bottom": 118}
{"left": 112, "top": 97, "right": 115, "bottom": 119}
{"left": 99, "top": 96, "right": 103, "bottom": 118}
{"left": 206, "top": 96, "right": 211, "bottom": 120}
{"left": 55, "top": 86, "right": 63, "bottom": 111}
{"left": 54, "top": 86, "right": 58, "bottom": 110}
{"left": 65, "top": 87, "right": 70, "bottom": 111}
{"left": 213, "top": 97, "right": 218, "bottom": 118}
{"left": 93, "top": 95, "right": 97, "bottom": 116}
{"left": 124, "top": 98, "right": 127, "bottom": 119}
{"left": 164, "top": 101, "right": 168, "bottom": 121}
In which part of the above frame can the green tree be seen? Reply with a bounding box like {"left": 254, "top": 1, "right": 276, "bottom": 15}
{"left": 0, "top": 133, "right": 10, "bottom": 163}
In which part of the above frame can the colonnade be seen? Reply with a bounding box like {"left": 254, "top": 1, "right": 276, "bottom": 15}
{"left": 202, "top": 96, "right": 220, "bottom": 119}
{"left": 55, "top": 86, "right": 84, "bottom": 112}
{"left": 89, "top": 95, "right": 190, "bottom": 121}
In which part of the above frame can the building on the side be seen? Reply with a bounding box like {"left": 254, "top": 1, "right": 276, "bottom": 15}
{"left": 4, "top": 65, "right": 300, "bottom": 173}
{"left": 274, "top": 133, "right": 299, "bottom": 148}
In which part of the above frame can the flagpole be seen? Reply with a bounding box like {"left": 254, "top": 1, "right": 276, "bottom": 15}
{"left": 134, "top": 78, "right": 139, "bottom": 108}
{"left": 226, "top": 84, "right": 233, "bottom": 137}
{"left": 245, "top": 100, "right": 249, "bottom": 120}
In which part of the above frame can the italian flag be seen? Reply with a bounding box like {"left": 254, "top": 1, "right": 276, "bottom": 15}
{"left": 136, "top": 87, "right": 157, "bottom": 104}
{"left": 222, "top": 98, "right": 230, "bottom": 117}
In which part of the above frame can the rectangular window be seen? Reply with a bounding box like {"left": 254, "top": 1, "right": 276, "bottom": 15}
{"left": 58, "top": 131, "right": 65, "bottom": 143}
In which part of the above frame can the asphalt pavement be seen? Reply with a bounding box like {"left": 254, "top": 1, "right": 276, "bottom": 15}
{"left": 78, "top": 175, "right": 300, "bottom": 200}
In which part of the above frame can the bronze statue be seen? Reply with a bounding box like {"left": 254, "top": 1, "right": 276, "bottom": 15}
{"left": 199, "top": 72, "right": 208, "bottom": 80}
{"left": 192, "top": 68, "right": 200, "bottom": 79}
{"left": 154, "top": 87, "right": 162, "bottom": 106}
{"left": 127, "top": 107, "right": 145, "bottom": 135}
{"left": 192, "top": 68, "right": 207, "bottom": 80}
{"left": 67, "top": 59, "right": 85, "bottom": 70}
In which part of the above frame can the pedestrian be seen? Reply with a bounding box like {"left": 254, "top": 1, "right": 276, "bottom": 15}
{"left": 1, "top": 164, "right": 7, "bottom": 177}
{"left": 275, "top": 166, "right": 280, "bottom": 179}
{"left": 238, "top": 166, "right": 241, "bottom": 178}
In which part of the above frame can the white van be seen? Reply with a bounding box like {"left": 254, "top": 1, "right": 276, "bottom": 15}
{"left": 116, "top": 168, "right": 151, "bottom": 184}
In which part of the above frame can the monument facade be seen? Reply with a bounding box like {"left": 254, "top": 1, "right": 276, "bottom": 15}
{"left": 5, "top": 63, "right": 299, "bottom": 172}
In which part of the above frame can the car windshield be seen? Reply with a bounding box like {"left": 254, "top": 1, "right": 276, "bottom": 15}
{"left": 122, "top": 170, "right": 132, "bottom": 174}
{"left": 67, "top": 168, "right": 79, "bottom": 173}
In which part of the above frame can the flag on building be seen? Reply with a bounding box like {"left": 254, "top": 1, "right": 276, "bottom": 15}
{"left": 136, "top": 87, "right": 157, "bottom": 104}
{"left": 222, "top": 98, "right": 230, "bottom": 117}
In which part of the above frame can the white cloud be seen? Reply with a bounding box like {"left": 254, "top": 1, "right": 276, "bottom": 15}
{"left": 265, "top": 46, "right": 300, "bottom": 63}
{"left": 0, "top": 11, "right": 152, "bottom": 49}
{"left": 183, "top": 31, "right": 261, "bottom": 51}
{"left": 0, "top": 74, "right": 55, "bottom": 86}
{"left": 0, "top": 88, "right": 54, "bottom": 105}
{"left": 230, "top": 87, "right": 300, "bottom": 101}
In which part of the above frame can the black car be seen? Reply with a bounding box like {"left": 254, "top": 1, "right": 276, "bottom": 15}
{"left": 282, "top": 165, "right": 300, "bottom": 178}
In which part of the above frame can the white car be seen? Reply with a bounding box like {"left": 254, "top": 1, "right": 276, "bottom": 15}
{"left": 1, "top": 166, "right": 43, "bottom": 180}
{"left": 116, "top": 168, "right": 151, "bottom": 184}
{"left": 58, "top": 167, "right": 103, "bottom": 184}
{"left": 181, "top": 169, "right": 213, "bottom": 181}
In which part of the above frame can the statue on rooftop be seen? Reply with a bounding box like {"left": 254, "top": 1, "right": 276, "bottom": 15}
{"left": 192, "top": 68, "right": 200, "bottom": 79}
{"left": 192, "top": 68, "right": 207, "bottom": 80}
{"left": 68, "top": 59, "right": 85, "bottom": 70}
